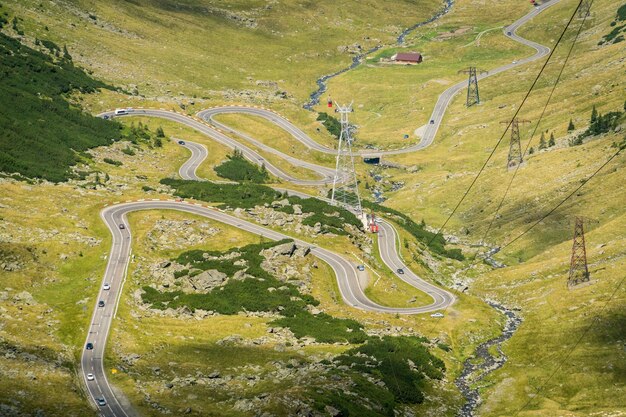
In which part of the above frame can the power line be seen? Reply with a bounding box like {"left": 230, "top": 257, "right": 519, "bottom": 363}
{"left": 482, "top": 1, "right": 592, "bottom": 243}
{"left": 513, "top": 273, "right": 626, "bottom": 415}
{"left": 501, "top": 145, "right": 623, "bottom": 250}
{"left": 428, "top": 0, "right": 585, "bottom": 246}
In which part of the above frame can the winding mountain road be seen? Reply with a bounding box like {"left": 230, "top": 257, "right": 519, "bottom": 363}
{"left": 84, "top": 1, "right": 561, "bottom": 415}
{"left": 198, "top": 0, "right": 559, "bottom": 157}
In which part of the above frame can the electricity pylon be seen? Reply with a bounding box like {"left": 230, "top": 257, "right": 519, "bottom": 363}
{"left": 331, "top": 102, "right": 362, "bottom": 214}
{"left": 501, "top": 118, "right": 530, "bottom": 169}
{"left": 578, "top": 0, "right": 592, "bottom": 18}
{"left": 568, "top": 216, "right": 597, "bottom": 288}
{"left": 568, "top": 217, "right": 589, "bottom": 287}
{"left": 459, "top": 67, "right": 488, "bottom": 106}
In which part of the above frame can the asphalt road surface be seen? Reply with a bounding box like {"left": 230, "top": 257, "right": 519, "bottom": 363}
{"left": 86, "top": 2, "right": 560, "bottom": 414}
{"left": 101, "top": 109, "right": 338, "bottom": 186}
{"left": 197, "top": 0, "right": 560, "bottom": 157}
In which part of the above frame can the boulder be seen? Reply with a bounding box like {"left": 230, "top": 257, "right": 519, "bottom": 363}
{"left": 13, "top": 291, "right": 37, "bottom": 306}
{"left": 294, "top": 246, "right": 311, "bottom": 258}
{"left": 268, "top": 242, "right": 296, "bottom": 257}
{"left": 187, "top": 270, "right": 227, "bottom": 291}
{"left": 271, "top": 199, "right": 290, "bottom": 208}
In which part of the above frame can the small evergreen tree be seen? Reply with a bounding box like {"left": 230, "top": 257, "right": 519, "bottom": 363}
{"left": 153, "top": 137, "right": 162, "bottom": 147}
{"left": 548, "top": 132, "right": 555, "bottom": 147}
{"left": 590, "top": 105, "right": 598, "bottom": 123}
{"left": 528, "top": 146, "right": 535, "bottom": 155}
{"left": 156, "top": 126, "right": 165, "bottom": 138}
{"left": 567, "top": 119, "right": 575, "bottom": 131}
{"left": 538, "top": 132, "right": 546, "bottom": 149}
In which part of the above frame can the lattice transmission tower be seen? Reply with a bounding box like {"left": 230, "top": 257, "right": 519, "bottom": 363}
{"left": 567, "top": 216, "right": 598, "bottom": 288}
{"left": 459, "top": 67, "right": 487, "bottom": 107}
{"left": 568, "top": 217, "right": 589, "bottom": 287}
{"left": 331, "top": 102, "right": 362, "bottom": 214}
{"left": 501, "top": 118, "right": 530, "bottom": 169}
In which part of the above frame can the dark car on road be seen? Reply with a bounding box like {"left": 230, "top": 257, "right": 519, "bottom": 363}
{"left": 397, "top": 268, "right": 405, "bottom": 275}
{"left": 178, "top": 140, "right": 185, "bottom": 145}
{"left": 98, "top": 300, "right": 105, "bottom": 307}
{"left": 430, "top": 119, "right": 435, "bottom": 124}
{"left": 119, "top": 224, "right": 125, "bottom": 229}
{"left": 86, "top": 342, "right": 94, "bottom": 350}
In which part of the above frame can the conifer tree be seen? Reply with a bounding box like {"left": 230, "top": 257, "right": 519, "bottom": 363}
{"left": 548, "top": 132, "right": 555, "bottom": 147}
{"left": 539, "top": 132, "right": 547, "bottom": 149}
{"left": 567, "top": 119, "right": 575, "bottom": 131}
{"left": 591, "top": 105, "right": 598, "bottom": 123}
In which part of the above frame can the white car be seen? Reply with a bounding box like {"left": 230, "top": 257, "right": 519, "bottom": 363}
{"left": 87, "top": 373, "right": 95, "bottom": 381}
{"left": 430, "top": 312, "right": 444, "bottom": 318}
{"left": 103, "top": 283, "right": 111, "bottom": 290}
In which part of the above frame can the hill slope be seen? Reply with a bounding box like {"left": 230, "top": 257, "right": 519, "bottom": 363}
{"left": 0, "top": 30, "right": 120, "bottom": 182}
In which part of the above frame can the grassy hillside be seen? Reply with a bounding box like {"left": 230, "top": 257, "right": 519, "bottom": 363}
{"left": 4, "top": 0, "right": 442, "bottom": 103}
{"left": 316, "top": 0, "right": 626, "bottom": 415}
{"left": 0, "top": 28, "right": 122, "bottom": 182}
{"left": 0, "top": 0, "right": 623, "bottom": 415}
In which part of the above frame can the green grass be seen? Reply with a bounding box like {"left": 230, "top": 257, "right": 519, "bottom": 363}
{"left": 4, "top": 0, "right": 443, "bottom": 102}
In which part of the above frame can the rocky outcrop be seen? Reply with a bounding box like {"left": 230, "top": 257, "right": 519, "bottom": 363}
{"left": 184, "top": 270, "right": 228, "bottom": 292}
{"left": 261, "top": 242, "right": 312, "bottom": 283}
{"left": 146, "top": 219, "right": 220, "bottom": 250}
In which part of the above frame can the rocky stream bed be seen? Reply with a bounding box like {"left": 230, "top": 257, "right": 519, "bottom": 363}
{"left": 303, "top": 0, "right": 455, "bottom": 110}
{"left": 455, "top": 302, "right": 522, "bottom": 417}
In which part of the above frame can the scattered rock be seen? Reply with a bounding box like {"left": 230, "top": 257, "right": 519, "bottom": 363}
{"left": 13, "top": 291, "right": 37, "bottom": 306}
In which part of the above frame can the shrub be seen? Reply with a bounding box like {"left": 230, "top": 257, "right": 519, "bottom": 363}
{"left": 335, "top": 336, "right": 445, "bottom": 405}
{"left": 271, "top": 312, "right": 367, "bottom": 344}
{"left": 161, "top": 178, "right": 282, "bottom": 209}
{"left": 162, "top": 179, "right": 362, "bottom": 236}
{"left": 316, "top": 112, "right": 341, "bottom": 139}
{"left": 214, "top": 149, "right": 269, "bottom": 183}
{"left": 0, "top": 32, "right": 120, "bottom": 182}
{"left": 103, "top": 158, "right": 122, "bottom": 166}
